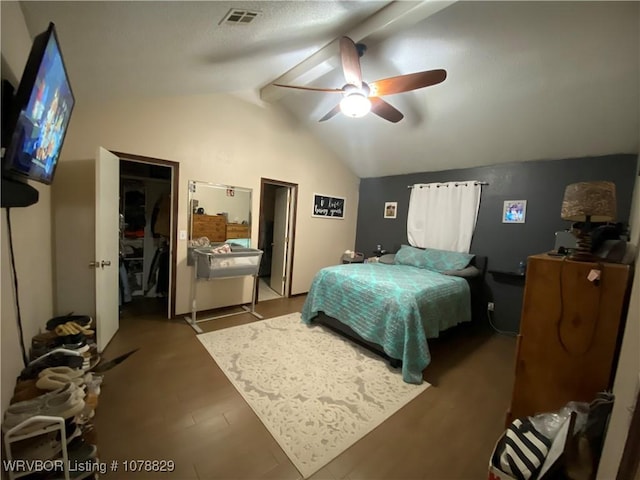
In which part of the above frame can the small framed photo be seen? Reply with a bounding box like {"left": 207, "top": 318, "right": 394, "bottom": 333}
{"left": 503, "top": 200, "right": 527, "bottom": 223}
{"left": 384, "top": 202, "right": 397, "bottom": 219}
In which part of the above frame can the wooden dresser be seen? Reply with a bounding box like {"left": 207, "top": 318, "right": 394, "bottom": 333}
{"left": 226, "top": 223, "right": 250, "bottom": 239}
{"left": 507, "top": 253, "right": 632, "bottom": 424}
{"left": 191, "top": 214, "right": 226, "bottom": 242}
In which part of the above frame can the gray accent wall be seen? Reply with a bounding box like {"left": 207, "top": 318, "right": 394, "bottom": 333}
{"left": 355, "top": 154, "right": 638, "bottom": 332}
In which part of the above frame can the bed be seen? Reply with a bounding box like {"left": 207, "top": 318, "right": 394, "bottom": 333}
{"left": 301, "top": 245, "right": 487, "bottom": 384}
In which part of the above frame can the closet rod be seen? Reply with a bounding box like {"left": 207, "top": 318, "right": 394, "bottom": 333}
{"left": 407, "top": 181, "right": 489, "bottom": 189}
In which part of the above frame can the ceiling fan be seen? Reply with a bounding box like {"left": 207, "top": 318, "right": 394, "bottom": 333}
{"left": 273, "top": 36, "right": 447, "bottom": 123}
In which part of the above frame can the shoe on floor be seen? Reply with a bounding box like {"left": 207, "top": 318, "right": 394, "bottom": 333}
{"left": 46, "top": 314, "right": 93, "bottom": 332}
{"left": 38, "top": 366, "right": 84, "bottom": 380}
{"left": 31, "top": 331, "right": 58, "bottom": 348}
{"left": 10, "top": 382, "right": 48, "bottom": 405}
{"left": 80, "top": 423, "right": 98, "bottom": 446}
{"left": 3, "top": 384, "right": 85, "bottom": 433}
{"left": 57, "top": 340, "right": 90, "bottom": 354}
{"left": 8, "top": 383, "right": 77, "bottom": 412}
{"left": 55, "top": 322, "right": 94, "bottom": 338}
{"left": 20, "top": 352, "right": 85, "bottom": 380}
{"left": 67, "top": 437, "right": 98, "bottom": 463}
{"left": 35, "top": 373, "right": 85, "bottom": 391}
{"left": 14, "top": 379, "right": 38, "bottom": 392}
{"left": 9, "top": 431, "right": 62, "bottom": 461}
{"left": 65, "top": 424, "right": 83, "bottom": 445}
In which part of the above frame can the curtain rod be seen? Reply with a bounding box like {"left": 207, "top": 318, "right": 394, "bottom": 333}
{"left": 407, "top": 181, "right": 489, "bottom": 189}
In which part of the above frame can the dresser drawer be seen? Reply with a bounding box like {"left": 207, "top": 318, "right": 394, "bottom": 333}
{"left": 226, "top": 224, "right": 250, "bottom": 239}
{"left": 192, "top": 214, "right": 226, "bottom": 242}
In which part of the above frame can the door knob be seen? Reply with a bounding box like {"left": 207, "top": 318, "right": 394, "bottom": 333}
{"left": 101, "top": 260, "right": 112, "bottom": 268}
{"left": 88, "top": 261, "right": 99, "bottom": 268}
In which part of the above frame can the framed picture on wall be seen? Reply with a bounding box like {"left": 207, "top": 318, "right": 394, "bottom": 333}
{"left": 384, "top": 202, "right": 397, "bottom": 219}
{"left": 503, "top": 200, "right": 527, "bottom": 223}
{"left": 312, "top": 193, "right": 345, "bottom": 219}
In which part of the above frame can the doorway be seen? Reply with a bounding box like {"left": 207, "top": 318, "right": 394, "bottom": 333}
{"left": 114, "top": 152, "right": 179, "bottom": 319}
{"left": 257, "top": 178, "right": 297, "bottom": 302}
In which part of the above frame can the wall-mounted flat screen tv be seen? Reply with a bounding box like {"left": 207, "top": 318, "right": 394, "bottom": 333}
{"left": 3, "top": 22, "right": 75, "bottom": 185}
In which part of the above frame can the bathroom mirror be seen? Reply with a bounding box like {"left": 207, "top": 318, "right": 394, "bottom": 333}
{"left": 188, "top": 180, "right": 252, "bottom": 248}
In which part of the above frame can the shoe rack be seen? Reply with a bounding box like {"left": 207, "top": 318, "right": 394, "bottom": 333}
{"left": 4, "top": 416, "right": 71, "bottom": 480}
{"left": 2, "top": 319, "right": 101, "bottom": 480}
{"left": 3, "top": 404, "right": 100, "bottom": 480}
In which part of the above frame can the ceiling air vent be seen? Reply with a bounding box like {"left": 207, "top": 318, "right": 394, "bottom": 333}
{"left": 220, "top": 9, "right": 260, "bottom": 25}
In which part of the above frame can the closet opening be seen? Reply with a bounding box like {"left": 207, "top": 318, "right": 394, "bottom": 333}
{"left": 116, "top": 153, "right": 179, "bottom": 319}
{"left": 257, "top": 178, "right": 297, "bottom": 302}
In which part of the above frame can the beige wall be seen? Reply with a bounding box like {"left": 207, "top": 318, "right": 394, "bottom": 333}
{"left": 597, "top": 158, "right": 640, "bottom": 479}
{"left": 0, "top": 189, "right": 55, "bottom": 413}
{"left": 0, "top": 2, "right": 56, "bottom": 413}
{"left": 56, "top": 93, "right": 360, "bottom": 317}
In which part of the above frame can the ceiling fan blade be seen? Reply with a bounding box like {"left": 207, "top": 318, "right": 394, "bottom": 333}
{"left": 319, "top": 103, "right": 342, "bottom": 122}
{"left": 340, "top": 36, "right": 362, "bottom": 88}
{"left": 272, "top": 83, "right": 344, "bottom": 93}
{"left": 369, "top": 69, "right": 447, "bottom": 96}
{"left": 370, "top": 97, "right": 404, "bottom": 123}
{"left": 318, "top": 104, "right": 340, "bottom": 122}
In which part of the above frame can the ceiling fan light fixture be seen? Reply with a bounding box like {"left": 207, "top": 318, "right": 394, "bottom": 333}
{"left": 273, "top": 36, "right": 446, "bottom": 123}
{"left": 340, "top": 93, "right": 371, "bottom": 118}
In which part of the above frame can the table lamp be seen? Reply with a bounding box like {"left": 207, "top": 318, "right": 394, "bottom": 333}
{"left": 560, "top": 181, "right": 616, "bottom": 261}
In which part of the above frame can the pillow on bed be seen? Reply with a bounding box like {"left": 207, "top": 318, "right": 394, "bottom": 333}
{"left": 394, "top": 245, "right": 475, "bottom": 273}
{"left": 442, "top": 265, "right": 481, "bottom": 278}
{"left": 378, "top": 254, "right": 396, "bottom": 265}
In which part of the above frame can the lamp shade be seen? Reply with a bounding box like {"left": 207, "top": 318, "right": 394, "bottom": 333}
{"left": 561, "top": 181, "right": 616, "bottom": 223}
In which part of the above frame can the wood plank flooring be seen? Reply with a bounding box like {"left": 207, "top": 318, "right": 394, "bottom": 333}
{"left": 95, "top": 296, "right": 516, "bottom": 479}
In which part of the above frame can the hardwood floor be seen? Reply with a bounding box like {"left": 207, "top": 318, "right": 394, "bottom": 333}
{"left": 95, "top": 296, "right": 516, "bottom": 479}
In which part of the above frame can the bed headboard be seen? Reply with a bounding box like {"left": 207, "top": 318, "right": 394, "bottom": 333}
{"left": 471, "top": 254, "right": 487, "bottom": 278}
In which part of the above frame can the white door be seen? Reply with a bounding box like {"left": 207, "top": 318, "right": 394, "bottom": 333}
{"left": 269, "top": 187, "right": 290, "bottom": 295}
{"left": 94, "top": 147, "right": 120, "bottom": 351}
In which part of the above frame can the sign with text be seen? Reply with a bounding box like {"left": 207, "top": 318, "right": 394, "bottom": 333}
{"left": 312, "top": 193, "right": 345, "bottom": 219}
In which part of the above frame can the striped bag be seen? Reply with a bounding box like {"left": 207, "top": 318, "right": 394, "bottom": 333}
{"left": 491, "top": 418, "right": 552, "bottom": 480}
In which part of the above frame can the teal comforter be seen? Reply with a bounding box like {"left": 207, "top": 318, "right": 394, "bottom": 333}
{"left": 301, "top": 263, "right": 471, "bottom": 384}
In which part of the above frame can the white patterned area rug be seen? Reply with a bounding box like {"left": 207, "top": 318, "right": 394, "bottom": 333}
{"left": 197, "top": 312, "right": 429, "bottom": 478}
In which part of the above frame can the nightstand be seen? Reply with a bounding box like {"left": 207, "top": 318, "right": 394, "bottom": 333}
{"left": 341, "top": 253, "right": 364, "bottom": 264}
{"left": 488, "top": 270, "right": 526, "bottom": 282}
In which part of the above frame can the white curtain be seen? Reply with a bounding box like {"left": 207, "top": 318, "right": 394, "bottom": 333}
{"left": 407, "top": 181, "right": 482, "bottom": 253}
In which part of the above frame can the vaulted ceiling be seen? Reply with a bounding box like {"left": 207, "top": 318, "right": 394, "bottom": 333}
{"left": 15, "top": 1, "right": 640, "bottom": 178}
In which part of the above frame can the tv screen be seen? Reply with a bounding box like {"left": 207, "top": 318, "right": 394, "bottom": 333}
{"left": 3, "top": 22, "right": 74, "bottom": 185}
